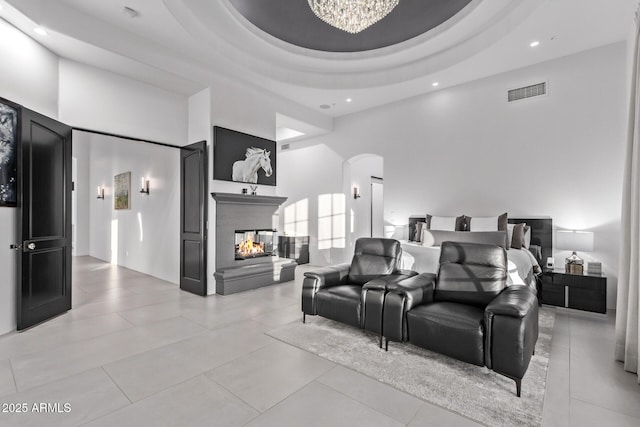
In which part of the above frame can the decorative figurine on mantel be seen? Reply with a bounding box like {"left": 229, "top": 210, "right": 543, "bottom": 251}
{"left": 250, "top": 185, "right": 258, "bottom": 196}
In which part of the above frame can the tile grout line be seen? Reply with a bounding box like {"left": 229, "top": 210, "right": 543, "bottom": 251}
{"left": 570, "top": 395, "right": 640, "bottom": 422}
{"left": 114, "top": 312, "right": 137, "bottom": 328}
{"left": 100, "top": 366, "right": 133, "bottom": 405}
{"left": 7, "top": 358, "right": 18, "bottom": 394}
{"left": 201, "top": 372, "right": 264, "bottom": 415}
{"left": 315, "top": 369, "right": 425, "bottom": 427}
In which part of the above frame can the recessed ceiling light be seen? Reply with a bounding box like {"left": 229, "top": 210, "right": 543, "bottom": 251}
{"left": 34, "top": 27, "right": 48, "bottom": 36}
{"left": 0, "top": 5, "right": 4, "bottom": 11}
{"left": 432, "top": 82, "right": 439, "bottom": 87}
{"left": 530, "top": 41, "right": 540, "bottom": 48}
{"left": 346, "top": 98, "right": 352, "bottom": 103}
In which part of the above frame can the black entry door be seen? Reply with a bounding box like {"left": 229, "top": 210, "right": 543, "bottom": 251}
{"left": 180, "top": 141, "right": 207, "bottom": 295}
{"left": 17, "top": 107, "right": 72, "bottom": 330}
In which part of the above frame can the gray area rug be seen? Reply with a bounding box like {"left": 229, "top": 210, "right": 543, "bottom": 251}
{"left": 267, "top": 307, "right": 555, "bottom": 427}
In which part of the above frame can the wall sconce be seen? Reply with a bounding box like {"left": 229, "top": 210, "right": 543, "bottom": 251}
{"left": 353, "top": 186, "right": 361, "bottom": 200}
{"left": 140, "top": 177, "right": 150, "bottom": 195}
{"left": 96, "top": 186, "right": 105, "bottom": 199}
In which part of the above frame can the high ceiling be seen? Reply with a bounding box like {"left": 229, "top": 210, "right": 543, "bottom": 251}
{"left": 0, "top": 0, "right": 637, "bottom": 120}
{"left": 228, "top": 0, "right": 472, "bottom": 52}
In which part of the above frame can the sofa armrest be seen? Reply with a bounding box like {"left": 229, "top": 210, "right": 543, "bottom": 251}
{"left": 362, "top": 271, "right": 417, "bottom": 291}
{"left": 383, "top": 273, "right": 436, "bottom": 342}
{"left": 485, "top": 285, "right": 537, "bottom": 318}
{"left": 397, "top": 269, "right": 419, "bottom": 278}
{"left": 302, "top": 264, "right": 350, "bottom": 315}
{"left": 360, "top": 271, "right": 418, "bottom": 335}
{"left": 303, "top": 264, "right": 350, "bottom": 290}
{"left": 484, "top": 285, "right": 539, "bottom": 379}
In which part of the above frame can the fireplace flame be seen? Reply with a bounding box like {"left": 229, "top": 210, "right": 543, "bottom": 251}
{"left": 238, "top": 238, "right": 265, "bottom": 256}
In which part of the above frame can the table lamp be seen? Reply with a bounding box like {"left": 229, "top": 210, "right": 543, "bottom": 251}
{"left": 556, "top": 230, "right": 594, "bottom": 274}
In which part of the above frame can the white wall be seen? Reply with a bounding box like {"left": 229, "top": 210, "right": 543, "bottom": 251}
{"left": 59, "top": 59, "right": 188, "bottom": 145}
{"left": 208, "top": 76, "right": 334, "bottom": 197}
{"left": 280, "top": 43, "right": 628, "bottom": 309}
{"left": 278, "top": 144, "right": 347, "bottom": 265}
{"left": 0, "top": 19, "right": 60, "bottom": 335}
{"left": 88, "top": 134, "right": 180, "bottom": 284}
{"left": 0, "top": 20, "right": 58, "bottom": 118}
{"left": 207, "top": 78, "right": 333, "bottom": 290}
{"left": 72, "top": 131, "right": 91, "bottom": 256}
{"left": 349, "top": 155, "right": 384, "bottom": 244}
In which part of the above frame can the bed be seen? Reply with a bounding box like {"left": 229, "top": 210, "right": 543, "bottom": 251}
{"left": 401, "top": 216, "right": 552, "bottom": 288}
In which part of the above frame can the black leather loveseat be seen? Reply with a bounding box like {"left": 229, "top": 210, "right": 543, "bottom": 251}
{"left": 383, "top": 241, "right": 539, "bottom": 397}
{"left": 302, "top": 238, "right": 416, "bottom": 342}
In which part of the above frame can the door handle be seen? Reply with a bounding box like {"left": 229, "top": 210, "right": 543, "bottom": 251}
{"left": 27, "top": 243, "right": 36, "bottom": 250}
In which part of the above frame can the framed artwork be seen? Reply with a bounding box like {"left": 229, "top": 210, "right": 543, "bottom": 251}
{"left": 213, "top": 126, "right": 276, "bottom": 186}
{"left": 0, "top": 99, "right": 19, "bottom": 207}
{"left": 114, "top": 171, "right": 131, "bottom": 210}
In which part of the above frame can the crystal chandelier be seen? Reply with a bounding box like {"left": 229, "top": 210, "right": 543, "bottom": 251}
{"left": 308, "top": 0, "right": 400, "bottom": 34}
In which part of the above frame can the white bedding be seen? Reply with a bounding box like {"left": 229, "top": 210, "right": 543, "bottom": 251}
{"left": 400, "top": 241, "right": 539, "bottom": 287}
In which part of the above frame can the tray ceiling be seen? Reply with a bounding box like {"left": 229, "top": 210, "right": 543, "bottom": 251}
{"left": 228, "top": 0, "right": 473, "bottom": 52}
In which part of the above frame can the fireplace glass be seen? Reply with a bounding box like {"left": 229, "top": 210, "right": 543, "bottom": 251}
{"left": 235, "top": 229, "right": 277, "bottom": 260}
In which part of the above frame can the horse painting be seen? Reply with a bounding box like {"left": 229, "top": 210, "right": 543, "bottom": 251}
{"left": 0, "top": 102, "right": 18, "bottom": 205}
{"left": 232, "top": 147, "right": 273, "bottom": 184}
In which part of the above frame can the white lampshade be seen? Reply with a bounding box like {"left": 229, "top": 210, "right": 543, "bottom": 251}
{"left": 556, "top": 230, "right": 594, "bottom": 252}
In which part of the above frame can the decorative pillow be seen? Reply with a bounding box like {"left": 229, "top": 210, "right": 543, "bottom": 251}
{"left": 467, "top": 212, "right": 508, "bottom": 231}
{"left": 510, "top": 223, "right": 526, "bottom": 249}
{"left": 426, "top": 214, "right": 465, "bottom": 231}
{"left": 507, "top": 223, "right": 532, "bottom": 249}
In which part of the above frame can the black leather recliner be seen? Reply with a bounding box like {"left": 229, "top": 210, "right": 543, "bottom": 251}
{"left": 302, "top": 238, "right": 415, "bottom": 340}
{"left": 383, "top": 241, "right": 539, "bottom": 397}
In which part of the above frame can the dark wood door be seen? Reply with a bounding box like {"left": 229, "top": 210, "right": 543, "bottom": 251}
{"left": 17, "top": 107, "right": 72, "bottom": 330}
{"left": 180, "top": 141, "right": 207, "bottom": 295}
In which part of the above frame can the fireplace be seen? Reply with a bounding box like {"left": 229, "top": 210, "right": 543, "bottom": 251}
{"left": 235, "top": 229, "right": 276, "bottom": 260}
{"left": 212, "top": 192, "right": 295, "bottom": 295}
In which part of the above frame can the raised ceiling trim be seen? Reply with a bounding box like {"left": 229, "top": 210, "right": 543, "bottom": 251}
{"left": 161, "top": 0, "right": 542, "bottom": 90}
{"left": 228, "top": 0, "right": 473, "bottom": 53}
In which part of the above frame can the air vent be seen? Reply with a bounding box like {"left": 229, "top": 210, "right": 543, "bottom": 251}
{"left": 281, "top": 143, "right": 290, "bottom": 151}
{"left": 508, "top": 82, "right": 546, "bottom": 102}
{"left": 123, "top": 7, "right": 139, "bottom": 18}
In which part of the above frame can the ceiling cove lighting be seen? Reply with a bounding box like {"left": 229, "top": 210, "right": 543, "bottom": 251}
{"left": 308, "top": 0, "right": 399, "bottom": 34}
{"left": 33, "top": 27, "right": 48, "bottom": 36}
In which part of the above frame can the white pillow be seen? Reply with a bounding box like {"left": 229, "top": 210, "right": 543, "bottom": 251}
{"left": 469, "top": 216, "right": 499, "bottom": 232}
{"left": 429, "top": 216, "right": 457, "bottom": 231}
{"left": 421, "top": 229, "right": 435, "bottom": 247}
{"left": 524, "top": 226, "right": 531, "bottom": 249}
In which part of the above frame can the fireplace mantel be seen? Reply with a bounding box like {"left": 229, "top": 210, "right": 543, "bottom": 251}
{"left": 211, "top": 192, "right": 287, "bottom": 207}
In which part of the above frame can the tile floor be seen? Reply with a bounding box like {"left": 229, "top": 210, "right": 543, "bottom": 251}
{"left": 0, "top": 256, "right": 638, "bottom": 426}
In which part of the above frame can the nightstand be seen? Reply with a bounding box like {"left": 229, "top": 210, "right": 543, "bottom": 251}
{"left": 540, "top": 269, "right": 606, "bottom": 313}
